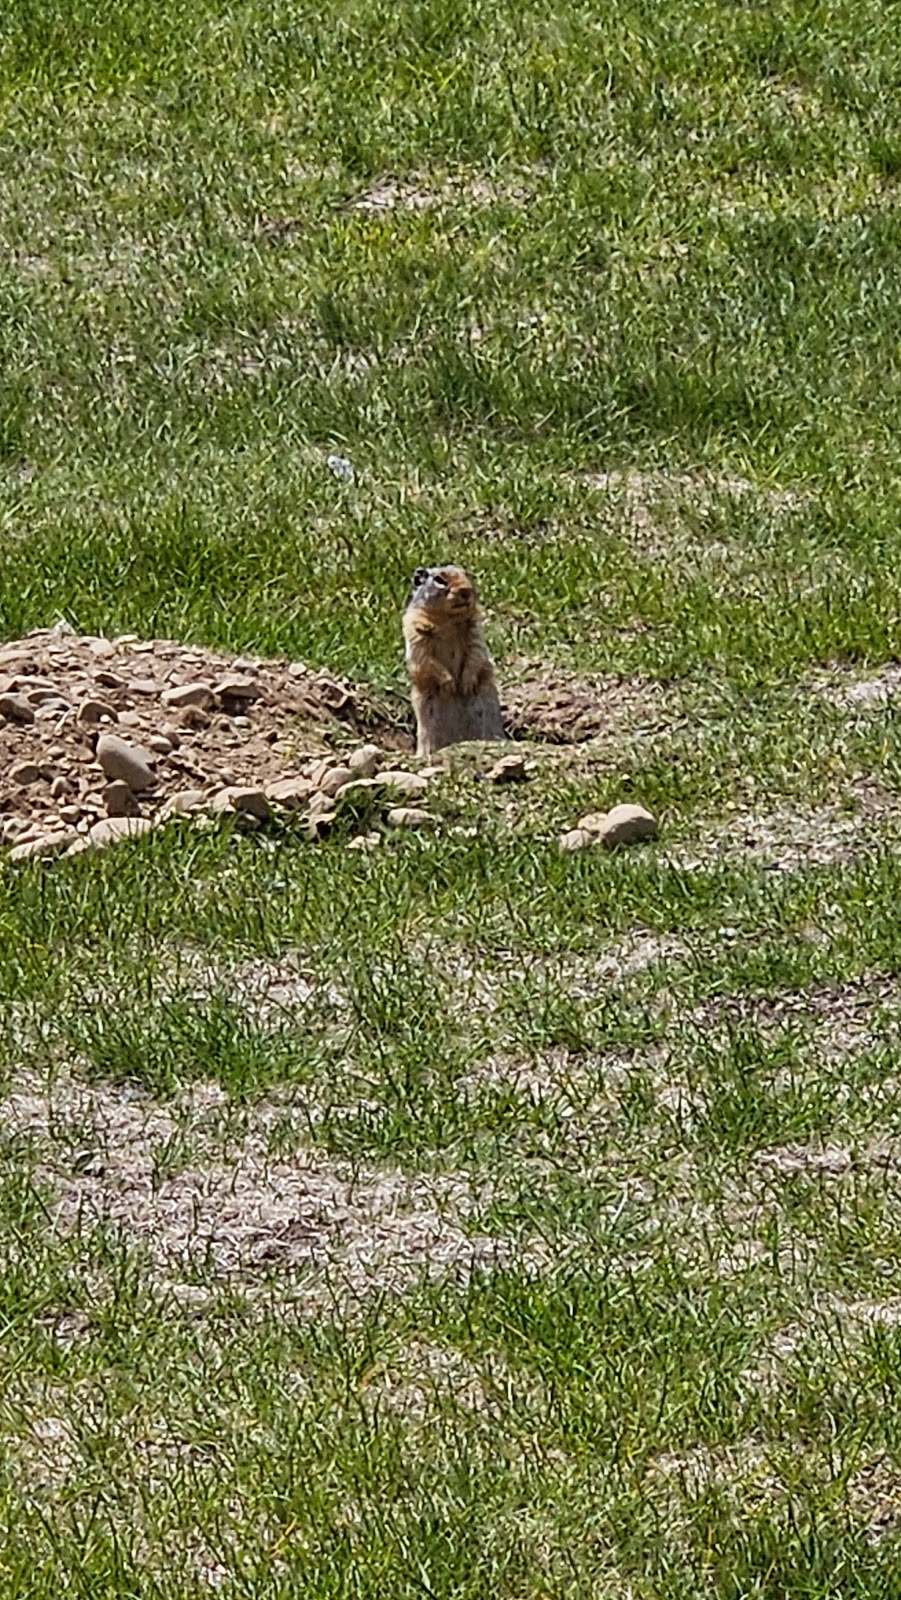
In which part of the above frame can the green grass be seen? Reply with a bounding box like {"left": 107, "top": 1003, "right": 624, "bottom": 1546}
{"left": 2, "top": 0, "right": 901, "bottom": 1594}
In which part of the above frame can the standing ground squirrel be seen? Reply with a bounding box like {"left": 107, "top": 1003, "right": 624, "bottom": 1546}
{"left": 403, "top": 564, "right": 506, "bottom": 757}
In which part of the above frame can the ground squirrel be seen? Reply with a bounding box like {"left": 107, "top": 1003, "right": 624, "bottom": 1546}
{"left": 403, "top": 564, "right": 506, "bottom": 757}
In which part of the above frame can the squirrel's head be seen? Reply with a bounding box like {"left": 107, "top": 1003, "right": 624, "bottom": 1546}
{"left": 408, "top": 564, "right": 477, "bottom": 617}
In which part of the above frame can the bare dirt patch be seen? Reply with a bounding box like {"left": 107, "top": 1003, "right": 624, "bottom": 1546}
{"left": 667, "top": 794, "right": 901, "bottom": 875}
{"left": 0, "top": 1071, "right": 514, "bottom": 1301}
{"left": 811, "top": 663, "right": 901, "bottom": 711}
{"left": 503, "top": 666, "right": 672, "bottom": 744}
{"left": 350, "top": 172, "right": 532, "bottom": 214}
{"left": 583, "top": 467, "right": 809, "bottom": 520}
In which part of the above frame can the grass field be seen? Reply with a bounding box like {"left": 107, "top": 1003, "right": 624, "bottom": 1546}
{"left": 2, "top": 1, "right": 901, "bottom": 1594}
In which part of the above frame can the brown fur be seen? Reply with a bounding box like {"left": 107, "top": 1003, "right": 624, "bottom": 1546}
{"left": 403, "top": 565, "right": 506, "bottom": 757}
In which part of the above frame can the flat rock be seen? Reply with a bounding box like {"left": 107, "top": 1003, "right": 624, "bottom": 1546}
{"left": 386, "top": 807, "right": 438, "bottom": 828}
{"left": 96, "top": 734, "right": 157, "bottom": 792}
{"left": 316, "top": 764, "right": 355, "bottom": 798}
{"left": 89, "top": 816, "right": 154, "bottom": 849}
{"left": 378, "top": 770, "right": 430, "bottom": 798}
{"left": 77, "top": 698, "right": 118, "bottom": 725}
{"left": 594, "top": 803, "right": 658, "bottom": 849}
{"left": 210, "top": 786, "right": 270, "bottom": 820}
{"left": 0, "top": 693, "right": 35, "bottom": 725}
{"left": 559, "top": 828, "right": 595, "bottom": 853}
{"left": 161, "top": 682, "right": 214, "bottom": 710}
{"left": 347, "top": 744, "right": 383, "bottom": 779}
{"left": 10, "top": 829, "right": 78, "bottom": 861}
{"left": 215, "top": 676, "right": 262, "bottom": 705}
{"left": 332, "top": 778, "right": 383, "bottom": 803}
{"left": 162, "top": 789, "right": 208, "bottom": 817}
{"left": 25, "top": 686, "right": 65, "bottom": 706}
{"left": 103, "top": 780, "right": 140, "bottom": 818}
{"left": 265, "top": 777, "right": 313, "bottom": 809}
{"left": 148, "top": 734, "right": 173, "bottom": 755}
{"left": 308, "top": 791, "right": 337, "bottom": 819}
{"left": 487, "top": 753, "right": 528, "bottom": 783}
{"left": 9, "top": 761, "right": 41, "bottom": 785}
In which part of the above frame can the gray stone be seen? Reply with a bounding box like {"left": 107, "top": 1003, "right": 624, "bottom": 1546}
{"left": 307, "top": 791, "right": 337, "bottom": 819}
{"left": 317, "top": 764, "right": 355, "bottom": 798}
{"left": 215, "top": 676, "right": 262, "bottom": 707}
{"left": 162, "top": 789, "right": 207, "bottom": 817}
{"left": 103, "top": 780, "right": 140, "bottom": 818}
{"left": 487, "top": 753, "right": 528, "bottom": 783}
{"left": 0, "top": 693, "right": 35, "bottom": 725}
{"left": 559, "top": 828, "right": 595, "bottom": 854}
{"left": 9, "top": 761, "right": 41, "bottom": 785}
{"left": 266, "top": 777, "right": 313, "bottom": 809}
{"left": 10, "top": 829, "right": 78, "bottom": 861}
{"left": 161, "top": 682, "right": 214, "bottom": 710}
{"left": 77, "top": 698, "right": 118, "bottom": 725}
{"left": 347, "top": 744, "right": 383, "bottom": 779}
{"left": 594, "top": 804, "right": 658, "bottom": 850}
{"left": 88, "top": 816, "right": 154, "bottom": 849}
{"left": 148, "top": 735, "right": 174, "bottom": 756}
{"left": 386, "top": 807, "right": 438, "bottom": 829}
{"left": 378, "top": 770, "right": 430, "bottom": 798}
{"left": 96, "top": 734, "right": 157, "bottom": 792}
{"left": 126, "top": 679, "right": 161, "bottom": 696}
{"left": 210, "top": 786, "right": 270, "bottom": 821}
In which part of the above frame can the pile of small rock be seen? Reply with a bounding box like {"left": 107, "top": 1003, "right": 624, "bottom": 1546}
{"left": 0, "top": 627, "right": 412, "bottom": 863}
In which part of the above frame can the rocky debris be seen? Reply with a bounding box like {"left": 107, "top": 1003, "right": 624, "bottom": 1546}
{"left": 103, "top": 780, "right": 140, "bottom": 818}
{"left": 503, "top": 669, "right": 666, "bottom": 746}
{"left": 0, "top": 632, "right": 578, "bottom": 863}
{"left": 487, "top": 753, "right": 529, "bottom": 783}
{"left": 559, "top": 827, "right": 595, "bottom": 853}
{"left": 386, "top": 807, "right": 438, "bottom": 829}
{"left": 96, "top": 733, "right": 157, "bottom": 793}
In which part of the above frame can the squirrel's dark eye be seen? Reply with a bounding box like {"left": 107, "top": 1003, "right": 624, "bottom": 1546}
{"left": 434, "top": 572, "right": 448, "bottom": 587}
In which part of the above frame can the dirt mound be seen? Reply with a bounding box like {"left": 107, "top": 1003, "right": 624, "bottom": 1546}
{"left": 503, "top": 670, "right": 666, "bottom": 744}
{"left": 0, "top": 627, "right": 404, "bottom": 847}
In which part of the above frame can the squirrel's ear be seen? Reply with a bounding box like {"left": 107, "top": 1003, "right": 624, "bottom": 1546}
{"left": 412, "top": 566, "right": 429, "bottom": 588}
